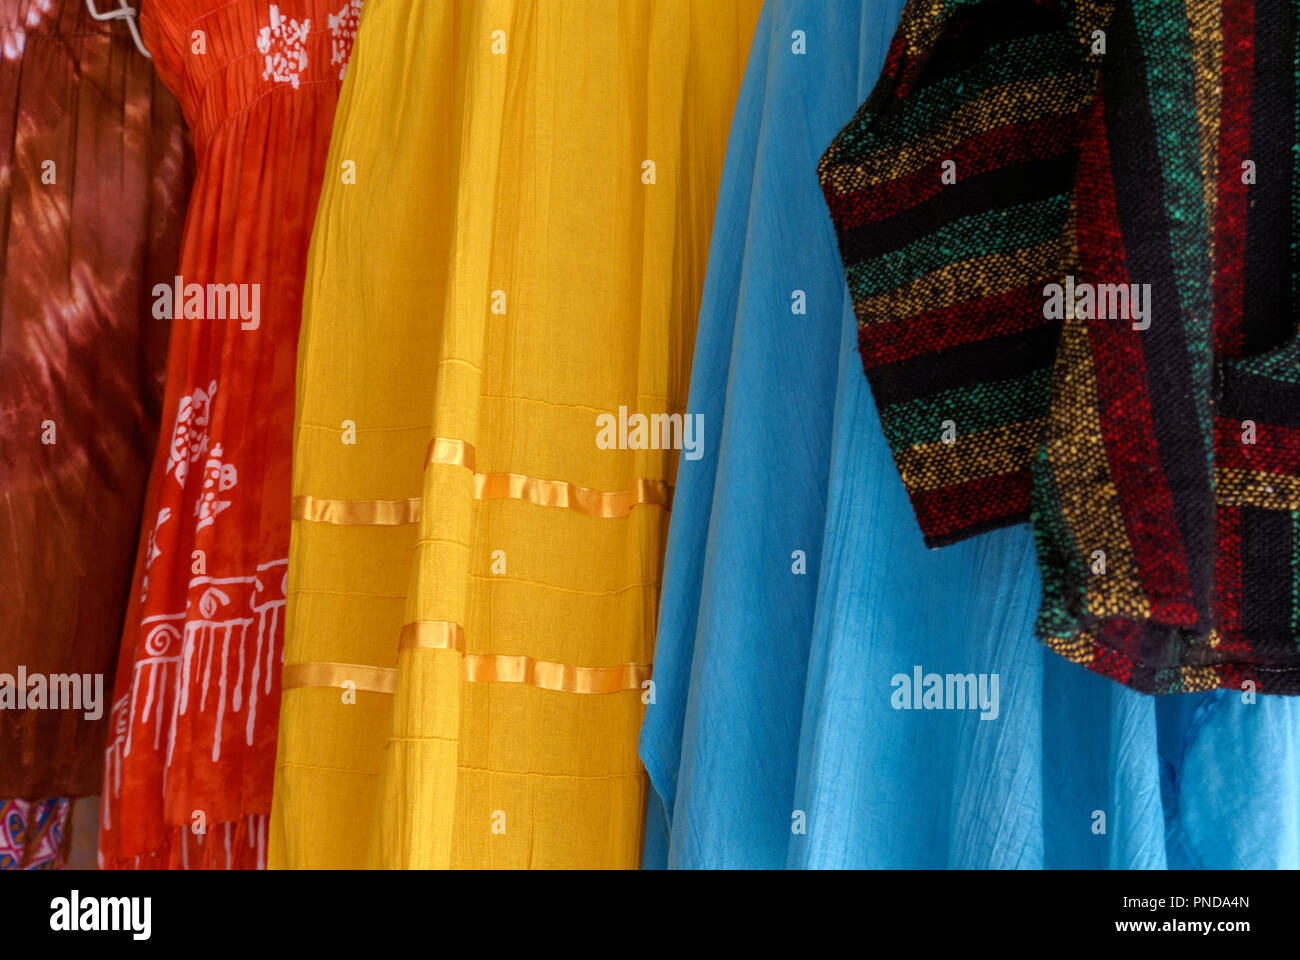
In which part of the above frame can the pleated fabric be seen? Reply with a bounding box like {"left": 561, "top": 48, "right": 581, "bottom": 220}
{"left": 0, "top": 0, "right": 190, "bottom": 799}
{"left": 642, "top": 0, "right": 1300, "bottom": 869}
{"left": 99, "top": 0, "right": 355, "bottom": 869}
{"left": 273, "top": 0, "right": 761, "bottom": 869}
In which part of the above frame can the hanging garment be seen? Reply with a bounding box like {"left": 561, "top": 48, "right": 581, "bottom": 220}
{"left": 0, "top": 798, "right": 68, "bottom": 869}
{"left": 643, "top": 0, "right": 1300, "bottom": 870}
{"left": 0, "top": 0, "right": 191, "bottom": 798}
{"left": 818, "top": 0, "right": 1300, "bottom": 694}
{"left": 99, "top": 0, "right": 358, "bottom": 869}
{"left": 272, "top": 0, "right": 762, "bottom": 869}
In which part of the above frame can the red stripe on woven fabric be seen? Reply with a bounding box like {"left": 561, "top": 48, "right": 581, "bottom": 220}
{"left": 857, "top": 283, "right": 1047, "bottom": 366}
{"left": 1214, "top": 502, "right": 1246, "bottom": 650}
{"left": 1215, "top": 416, "right": 1300, "bottom": 473}
{"left": 908, "top": 470, "right": 1032, "bottom": 542}
{"left": 1074, "top": 90, "right": 1197, "bottom": 625}
{"left": 1214, "top": 661, "right": 1254, "bottom": 692}
{"left": 825, "top": 112, "right": 1086, "bottom": 229}
{"left": 879, "top": 28, "right": 912, "bottom": 96}
{"left": 1213, "top": 0, "right": 1254, "bottom": 359}
{"left": 1086, "top": 621, "right": 1138, "bottom": 688}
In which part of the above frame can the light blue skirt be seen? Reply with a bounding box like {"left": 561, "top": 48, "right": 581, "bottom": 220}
{"left": 639, "top": 0, "right": 1300, "bottom": 869}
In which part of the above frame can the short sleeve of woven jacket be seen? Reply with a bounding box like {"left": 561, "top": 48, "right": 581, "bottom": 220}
{"left": 819, "top": 0, "right": 1106, "bottom": 546}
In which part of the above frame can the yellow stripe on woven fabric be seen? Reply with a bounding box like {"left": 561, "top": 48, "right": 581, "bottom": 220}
{"left": 1045, "top": 310, "right": 1149, "bottom": 621}
{"left": 893, "top": 420, "right": 1047, "bottom": 491}
{"left": 1070, "top": 0, "right": 1117, "bottom": 54}
{"left": 1216, "top": 469, "right": 1300, "bottom": 510}
{"left": 1179, "top": 665, "right": 1223, "bottom": 693}
{"left": 820, "top": 72, "right": 1096, "bottom": 191}
{"left": 852, "top": 235, "right": 1070, "bottom": 322}
{"left": 1044, "top": 631, "right": 1097, "bottom": 668}
{"left": 1186, "top": 0, "right": 1221, "bottom": 236}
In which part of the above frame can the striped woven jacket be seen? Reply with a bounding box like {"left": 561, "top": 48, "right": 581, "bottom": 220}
{"left": 819, "top": 0, "right": 1300, "bottom": 694}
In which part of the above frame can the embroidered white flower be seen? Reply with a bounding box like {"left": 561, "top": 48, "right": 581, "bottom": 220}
{"left": 327, "top": 0, "right": 363, "bottom": 80}
{"left": 257, "top": 5, "right": 311, "bottom": 90}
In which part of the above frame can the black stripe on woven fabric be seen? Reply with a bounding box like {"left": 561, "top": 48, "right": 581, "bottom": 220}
{"left": 1103, "top": 1, "right": 1216, "bottom": 631}
{"left": 867, "top": 322, "right": 1060, "bottom": 406}
{"left": 1242, "top": 506, "right": 1294, "bottom": 655}
{"left": 837, "top": 151, "right": 1079, "bottom": 263}
{"left": 1136, "top": 620, "right": 1186, "bottom": 674}
{"left": 1242, "top": 0, "right": 1296, "bottom": 357}
{"left": 1219, "top": 368, "right": 1300, "bottom": 429}
{"left": 912, "top": 0, "right": 1068, "bottom": 92}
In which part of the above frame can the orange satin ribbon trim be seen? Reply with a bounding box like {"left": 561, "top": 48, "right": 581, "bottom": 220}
{"left": 427, "top": 436, "right": 476, "bottom": 471}
{"left": 291, "top": 494, "right": 422, "bottom": 525}
{"left": 281, "top": 661, "right": 396, "bottom": 694}
{"left": 460, "top": 655, "right": 651, "bottom": 693}
{"left": 471, "top": 472, "right": 670, "bottom": 516}
{"left": 397, "top": 619, "right": 466, "bottom": 652}
{"left": 395, "top": 620, "right": 650, "bottom": 691}
{"left": 428, "top": 436, "right": 671, "bottom": 515}
{"left": 283, "top": 632, "right": 652, "bottom": 695}
{"left": 293, "top": 438, "right": 672, "bottom": 524}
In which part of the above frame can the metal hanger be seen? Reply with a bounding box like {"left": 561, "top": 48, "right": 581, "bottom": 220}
{"left": 84, "top": 0, "right": 151, "bottom": 59}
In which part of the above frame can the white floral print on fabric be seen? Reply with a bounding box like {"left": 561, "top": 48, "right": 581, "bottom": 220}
{"left": 164, "top": 380, "right": 217, "bottom": 489}
{"left": 328, "top": 0, "right": 362, "bottom": 80}
{"left": 195, "top": 444, "right": 238, "bottom": 532}
{"left": 161, "top": 380, "right": 239, "bottom": 539}
{"left": 105, "top": 558, "right": 289, "bottom": 845}
{"left": 257, "top": 4, "right": 311, "bottom": 89}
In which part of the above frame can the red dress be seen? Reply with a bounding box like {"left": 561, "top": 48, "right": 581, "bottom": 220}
{"left": 0, "top": 0, "right": 189, "bottom": 803}
{"left": 100, "top": 0, "right": 360, "bottom": 869}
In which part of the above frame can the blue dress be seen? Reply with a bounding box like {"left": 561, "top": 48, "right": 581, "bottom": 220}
{"left": 640, "top": 0, "right": 1300, "bottom": 869}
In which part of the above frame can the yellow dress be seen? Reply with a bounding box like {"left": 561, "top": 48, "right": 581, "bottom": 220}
{"left": 271, "top": 0, "right": 761, "bottom": 868}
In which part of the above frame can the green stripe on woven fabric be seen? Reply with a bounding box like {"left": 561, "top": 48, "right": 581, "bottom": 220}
{"left": 880, "top": 368, "right": 1053, "bottom": 450}
{"left": 1130, "top": 1, "right": 1214, "bottom": 441}
{"left": 845, "top": 192, "right": 1070, "bottom": 297}
{"left": 864, "top": 33, "right": 1084, "bottom": 150}
{"left": 1030, "top": 452, "right": 1091, "bottom": 637}
{"left": 1234, "top": 343, "right": 1300, "bottom": 383}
